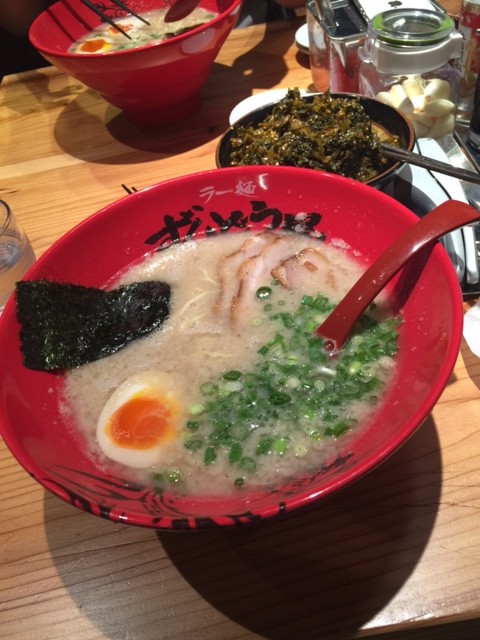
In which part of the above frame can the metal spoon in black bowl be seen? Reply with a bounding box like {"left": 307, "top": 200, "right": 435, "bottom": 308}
{"left": 316, "top": 200, "right": 480, "bottom": 355}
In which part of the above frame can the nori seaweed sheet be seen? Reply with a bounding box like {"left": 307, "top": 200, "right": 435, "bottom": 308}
{"left": 15, "top": 280, "right": 171, "bottom": 371}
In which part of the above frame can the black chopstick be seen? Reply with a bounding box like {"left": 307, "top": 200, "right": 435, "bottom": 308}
{"left": 79, "top": 0, "right": 132, "bottom": 38}
{"left": 381, "top": 143, "right": 480, "bottom": 186}
{"left": 78, "top": 0, "right": 152, "bottom": 39}
{"left": 121, "top": 184, "right": 138, "bottom": 194}
{"left": 110, "top": 0, "right": 151, "bottom": 25}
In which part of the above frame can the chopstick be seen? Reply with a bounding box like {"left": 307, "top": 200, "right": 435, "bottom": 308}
{"left": 121, "top": 184, "right": 138, "bottom": 194}
{"left": 110, "top": 0, "right": 151, "bottom": 25}
{"left": 79, "top": 0, "right": 131, "bottom": 38}
{"left": 381, "top": 143, "right": 480, "bottom": 186}
{"left": 78, "top": 0, "right": 150, "bottom": 40}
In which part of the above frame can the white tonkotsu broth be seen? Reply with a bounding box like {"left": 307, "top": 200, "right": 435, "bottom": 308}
{"left": 69, "top": 8, "right": 217, "bottom": 54}
{"left": 62, "top": 230, "right": 397, "bottom": 496}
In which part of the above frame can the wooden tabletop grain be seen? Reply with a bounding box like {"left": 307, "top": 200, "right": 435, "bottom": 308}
{"left": 1, "top": 9, "right": 480, "bottom": 640}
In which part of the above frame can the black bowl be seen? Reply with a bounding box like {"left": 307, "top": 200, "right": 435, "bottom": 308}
{"left": 216, "top": 92, "right": 416, "bottom": 191}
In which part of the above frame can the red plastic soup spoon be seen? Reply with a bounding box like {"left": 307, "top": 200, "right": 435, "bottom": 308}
{"left": 164, "top": 0, "right": 201, "bottom": 23}
{"left": 316, "top": 200, "right": 480, "bottom": 355}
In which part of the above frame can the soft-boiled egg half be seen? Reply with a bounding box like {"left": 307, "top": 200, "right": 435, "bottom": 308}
{"left": 96, "top": 371, "right": 185, "bottom": 469}
{"left": 77, "top": 37, "right": 114, "bottom": 54}
{"left": 76, "top": 23, "right": 135, "bottom": 54}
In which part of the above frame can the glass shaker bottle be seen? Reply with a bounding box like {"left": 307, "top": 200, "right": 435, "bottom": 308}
{"left": 306, "top": 0, "right": 330, "bottom": 92}
{"left": 358, "top": 9, "right": 463, "bottom": 138}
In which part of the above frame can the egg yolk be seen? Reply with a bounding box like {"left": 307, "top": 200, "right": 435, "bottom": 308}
{"left": 105, "top": 394, "right": 177, "bottom": 450}
{"left": 79, "top": 39, "right": 111, "bottom": 53}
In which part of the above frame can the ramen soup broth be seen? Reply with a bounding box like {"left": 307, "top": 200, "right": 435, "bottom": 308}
{"left": 68, "top": 7, "right": 218, "bottom": 54}
{"left": 62, "top": 231, "right": 399, "bottom": 496}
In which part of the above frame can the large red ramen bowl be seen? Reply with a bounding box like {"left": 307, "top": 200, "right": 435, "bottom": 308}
{"left": 0, "top": 167, "right": 464, "bottom": 530}
{"left": 28, "top": 0, "right": 241, "bottom": 126}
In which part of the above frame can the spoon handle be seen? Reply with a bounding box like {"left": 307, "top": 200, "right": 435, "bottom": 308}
{"left": 164, "top": 0, "right": 201, "bottom": 23}
{"left": 316, "top": 200, "right": 480, "bottom": 354}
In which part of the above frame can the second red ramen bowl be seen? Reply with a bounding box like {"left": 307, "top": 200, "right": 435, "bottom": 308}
{"left": 0, "top": 166, "right": 465, "bottom": 530}
{"left": 29, "top": 0, "right": 241, "bottom": 126}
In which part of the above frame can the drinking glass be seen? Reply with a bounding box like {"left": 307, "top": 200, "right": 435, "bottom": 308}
{"left": 0, "top": 200, "right": 36, "bottom": 312}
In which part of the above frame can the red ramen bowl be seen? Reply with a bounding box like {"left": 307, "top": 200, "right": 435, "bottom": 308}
{"left": 0, "top": 167, "right": 463, "bottom": 530}
{"left": 28, "top": 0, "right": 241, "bottom": 126}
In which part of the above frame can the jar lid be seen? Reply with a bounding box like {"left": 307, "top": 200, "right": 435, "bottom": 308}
{"left": 371, "top": 9, "right": 454, "bottom": 46}
{"left": 359, "top": 9, "right": 463, "bottom": 75}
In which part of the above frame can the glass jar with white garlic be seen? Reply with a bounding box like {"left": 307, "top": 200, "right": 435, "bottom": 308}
{"left": 358, "top": 8, "right": 463, "bottom": 138}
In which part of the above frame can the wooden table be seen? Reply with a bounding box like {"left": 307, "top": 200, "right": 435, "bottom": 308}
{"left": 1, "top": 12, "right": 480, "bottom": 640}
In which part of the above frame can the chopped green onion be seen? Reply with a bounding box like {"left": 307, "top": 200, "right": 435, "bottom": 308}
{"left": 223, "top": 370, "right": 242, "bottom": 381}
{"left": 256, "top": 286, "right": 272, "bottom": 300}
{"left": 273, "top": 437, "right": 288, "bottom": 455}
{"left": 200, "top": 381, "right": 216, "bottom": 395}
{"left": 178, "top": 284, "right": 399, "bottom": 488}
{"left": 256, "top": 436, "right": 274, "bottom": 455}
{"left": 204, "top": 447, "right": 217, "bottom": 465}
{"left": 189, "top": 403, "right": 205, "bottom": 416}
{"left": 270, "top": 391, "right": 291, "bottom": 405}
{"left": 229, "top": 442, "right": 243, "bottom": 464}
{"left": 184, "top": 438, "right": 203, "bottom": 451}
{"left": 167, "top": 470, "right": 183, "bottom": 484}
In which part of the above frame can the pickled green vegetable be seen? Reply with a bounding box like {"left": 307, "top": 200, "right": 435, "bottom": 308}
{"left": 227, "top": 88, "right": 399, "bottom": 183}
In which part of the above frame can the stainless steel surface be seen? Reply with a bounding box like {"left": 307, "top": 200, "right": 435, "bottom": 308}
{"left": 315, "top": 0, "right": 366, "bottom": 36}
{"left": 438, "top": 131, "right": 480, "bottom": 296}
{"left": 394, "top": 157, "right": 466, "bottom": 283}
{"left": 446, "top": 126, "right": 480, "bottom": 205}
{"left": 416, "top": 137, "right": 479, "bottom": 287}
{"left": 453, "top": 122, "right": 480, "bottom": 172}
{"left": 396, "top": 132, "right": 480, "bottom": 297}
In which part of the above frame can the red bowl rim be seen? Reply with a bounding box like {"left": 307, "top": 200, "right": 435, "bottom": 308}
{"left": 29, "top": 0, "right": 242, "bottom": 60}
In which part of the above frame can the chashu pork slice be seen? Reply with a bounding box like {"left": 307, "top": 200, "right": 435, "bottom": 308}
{"left": 231, "top": 235, "right": 295, "bottom": 327}
{"left": 271, "top": 247, "right": 339, "bottom": 298}
{"left": 214, "top": 231, "right": 277, "bottom": 322}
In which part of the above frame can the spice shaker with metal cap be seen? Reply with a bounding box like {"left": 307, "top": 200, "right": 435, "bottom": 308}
{"left": 306, "top": 0, "right": 367, "bottom": 93}
{"left": 358, "top": 9, "right": 463, "bottom": 138}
